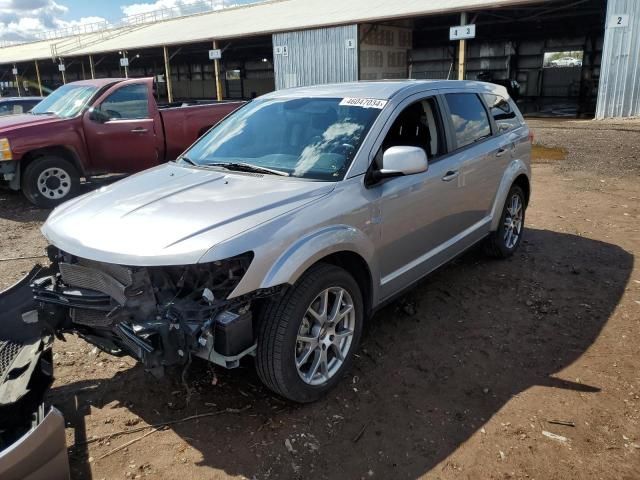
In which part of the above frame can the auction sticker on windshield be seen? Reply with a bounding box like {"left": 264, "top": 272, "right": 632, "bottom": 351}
{"left": 339, "top": 98, "right": 388, "bottom": 109}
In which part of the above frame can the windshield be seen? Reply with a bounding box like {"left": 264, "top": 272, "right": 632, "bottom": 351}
{"left": 31, "top": 84, "right": 98, "bottom": 118}
{"left": 182, "top": 97, "right": 384, "bottom": 181}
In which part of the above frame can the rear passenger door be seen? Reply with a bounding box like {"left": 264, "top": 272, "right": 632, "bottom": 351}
{"left": 441, "top": 92, "right": 498, "bottom": 227}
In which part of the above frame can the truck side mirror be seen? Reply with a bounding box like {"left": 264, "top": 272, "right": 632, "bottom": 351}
{"left": 88, "top": 107, "right": 109, "bottom": 124}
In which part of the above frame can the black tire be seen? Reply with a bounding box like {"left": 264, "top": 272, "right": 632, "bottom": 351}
{"left": 256, "top": 263, "right": 364, "bottom": 403}
{"left": 22, "top": 156, "right": 80, "bottom": 209}
{"left": 486, "top": 184, "right": 526, "bottom": 258}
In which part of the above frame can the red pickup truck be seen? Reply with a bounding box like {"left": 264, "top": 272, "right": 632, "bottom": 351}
{"left": 0, "top": 78, "right": 243, "bottom": 207}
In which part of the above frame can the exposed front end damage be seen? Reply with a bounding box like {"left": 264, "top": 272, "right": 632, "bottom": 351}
{"left": 32, "top": 248, "right": 282, "bottom": 376}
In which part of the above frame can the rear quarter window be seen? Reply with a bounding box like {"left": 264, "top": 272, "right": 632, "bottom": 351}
{"left": 444, "top": 93, "right": 491, "bottom": 149}
{"left": 482, "top": 93, "right": 521, "bottom": 133}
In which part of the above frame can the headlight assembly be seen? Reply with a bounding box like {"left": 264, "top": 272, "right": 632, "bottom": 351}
{"left": 0, "top": 138, "right": 12, "bottom": 161}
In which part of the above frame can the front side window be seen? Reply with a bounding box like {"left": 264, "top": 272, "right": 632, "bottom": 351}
{"left": 183, "top": 97, "right": 382, "bottom": 181}
{"left": 445, "top": 93, "right": 491, "bottom": 149}
{"left": 99, "top": 84, "right": 149, "bottom": 120}
{"left": 31, "top": 84, "right": 98, "bottom": 118}
{"left": 375, "top": 97, "right": 444, "bottom": 168}
{"left": 482, "top": 93, "right": 520, "bottom": 133}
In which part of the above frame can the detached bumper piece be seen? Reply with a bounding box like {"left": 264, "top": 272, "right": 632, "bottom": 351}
{"left": 0, "top": 266, "right": 70, "bottom": 480}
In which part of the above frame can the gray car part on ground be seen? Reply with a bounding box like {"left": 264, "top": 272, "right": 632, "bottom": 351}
{"left": 0, "top": 267, "right": 70, "bottom": 480}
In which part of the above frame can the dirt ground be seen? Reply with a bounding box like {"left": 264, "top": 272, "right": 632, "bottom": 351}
{"left": 1, "top": 118, "right": 639, "bottom": 480}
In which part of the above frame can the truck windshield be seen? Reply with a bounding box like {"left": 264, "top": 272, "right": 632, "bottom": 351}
{"left": 183, "top": 97, "right": 384, "bottom": 181}
{"left": 31, "top": 84, "right": 98, "bottom": 118}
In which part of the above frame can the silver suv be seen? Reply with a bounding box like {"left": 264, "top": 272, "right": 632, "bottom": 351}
{"left": 31, "top": 80, "right": 531, "bottom": 402}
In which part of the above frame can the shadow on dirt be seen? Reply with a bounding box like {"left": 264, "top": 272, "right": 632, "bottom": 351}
{"left": 49, "top": 228, "right": 633, "bottom": 479}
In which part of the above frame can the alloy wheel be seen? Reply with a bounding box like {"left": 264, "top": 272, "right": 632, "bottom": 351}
{"left": 503, "top": 192, "right": 523, "bottom": 249}
{"left": 295, "top": 286, "right": 356, "bottom": 386}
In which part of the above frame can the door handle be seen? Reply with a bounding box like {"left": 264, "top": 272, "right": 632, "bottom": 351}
{"left": 442, "top": 170, "right": 459, "bottom": 182}
{"left": 130, "top": 127, "right": 148, "bottom": 134}
{"left": 496, "top": 147, "right": 508, "bottom": 157}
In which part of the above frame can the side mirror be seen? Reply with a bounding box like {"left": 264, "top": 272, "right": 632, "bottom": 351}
{"left": 368, "top": 146, "right": 428, "bottom": 185}
{"left": 88, "top": 106, "right": 109, "bottom": 123}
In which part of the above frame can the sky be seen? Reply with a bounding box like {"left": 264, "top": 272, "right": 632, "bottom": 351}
{"left": 0, "top": 0, "right": 260, "bottom": 42}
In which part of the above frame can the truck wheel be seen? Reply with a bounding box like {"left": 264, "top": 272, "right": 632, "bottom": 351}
{"left": 22, "top": 156, "right": 80, "bottom": 209}
{"left": 486, "top": 184, "right": 526, "bottom": 258}
{"left": 256, "top": 263, "right": 363, "bottom": 403}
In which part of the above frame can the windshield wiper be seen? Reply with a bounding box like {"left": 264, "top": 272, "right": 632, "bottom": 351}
{"left": 31, "top": 111, "right": 57, "bottom": 115}
{"left": 178, "top": 155, "right": 197, "bottom": 166}
{"left": 205, "top": 162, "right": 290, "bottom": 177}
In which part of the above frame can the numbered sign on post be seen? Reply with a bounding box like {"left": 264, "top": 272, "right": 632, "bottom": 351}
{"left": 609, "top": 14, "right": 629, "bottom": 28}
{"left": 274, "top": 45, "right": 289, "bottom": 57}
{"left": 449, "top": 24, "right": 476, "bottom": 40}
{"left": 120, "top": 57, "right": 129, "bottom": 67}
{"left": 58, "top": 64, "right": 66, "bottom": 72}
{"left": 11, "top": 68, "right": 17, "bottom": 75}
{"left": 209, "top": 49, "right": 222, "bottom": 60}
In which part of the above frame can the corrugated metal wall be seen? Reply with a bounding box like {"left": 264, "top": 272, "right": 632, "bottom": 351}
{"left": 273, "top": 25, "right": 358, "bottom": 90}
{"left": 596, "top": 0, "right": 640, "bottom": 118}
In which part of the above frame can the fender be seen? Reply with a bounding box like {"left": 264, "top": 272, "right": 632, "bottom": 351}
{"left": 259, "top": 224, "right": 378, "bottom": 296}
{"left": 489, "top": 158, "right": 530, "bottom": 231}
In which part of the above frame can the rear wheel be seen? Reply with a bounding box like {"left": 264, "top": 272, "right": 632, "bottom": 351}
{"left": 22, "top": 156, "right": 80, "bottom": 209}
{"left": 256, "top": 263, "right": 363, "bottom": 403}
{"left": 486, "top": 184, "right": 526, "bottom": 258}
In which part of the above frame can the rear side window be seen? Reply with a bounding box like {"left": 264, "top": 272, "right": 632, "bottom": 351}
{"left": 100, "top": 84, "right": 149, "bottom": 120}
{"left": 482, "top": 93, "right": 520, "bottom": 133}
{"left": 444, "top": 93, "right": 491, "bottom": 148}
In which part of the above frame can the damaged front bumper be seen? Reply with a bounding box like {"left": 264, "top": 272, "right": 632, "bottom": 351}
{"left": 31, "top": 248, "right": 281, "bottom": 374}
{"left": 0, "top": 266, "right": 70, "bottom": 480}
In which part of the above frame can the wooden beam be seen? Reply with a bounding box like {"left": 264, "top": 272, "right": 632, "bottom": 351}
{"left": 13, "top": 64, "right": 21, "bottom": 97}
{"left": 34, "top": 60, "right": 43, "bottom": 96}
{"left": 163, "top": 46, "right": 174, "bottom": 103}
{"left": 458, "top": 12, "right": 467, "bottom": 80}
{"left": 213, "top": 40, "right": 222, "bottom": 101}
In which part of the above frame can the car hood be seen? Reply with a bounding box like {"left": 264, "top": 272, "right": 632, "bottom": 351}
{"left": 42, "top": 163, "right": 335, "bottom": 266}
{"left": 0, "top": 113, "right": 63, "bottom": 133}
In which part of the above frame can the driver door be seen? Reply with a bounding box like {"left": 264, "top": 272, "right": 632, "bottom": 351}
{"left": 82, "top": 79, "right": 163, "bottom": 173}
{"left": 374, "top": 94, "right": 467, "bottom": 300}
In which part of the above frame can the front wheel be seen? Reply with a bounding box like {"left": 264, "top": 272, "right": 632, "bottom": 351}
{"left": 486, "top": 184, "right": 526, "bottom": 258}
{"left": 256, "top": 264, "right": 363, "bottom": 403}
{"left": 22, "top": 156, "right": 80, "bottom": 209}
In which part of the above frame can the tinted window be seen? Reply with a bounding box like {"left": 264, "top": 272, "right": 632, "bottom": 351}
{"left": 184, "top": 97, "right": 382, "bottom": 181}
{"left": 0, "top": 102, "right": 16, "bottom": 115}
{"left": 483, "top": 93, "right": 520, "bottom": 133}
{"left": 100, "top": 84, "right": 149, "bottom": 120}
{"left": 445, "top": 93, "right": 491, "bottom": 148}
{"left": 380, "top": 97, "right": 444, "bottom": 161}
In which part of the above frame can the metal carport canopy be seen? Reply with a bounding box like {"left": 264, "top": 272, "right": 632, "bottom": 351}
{"left": 0, "top": 0, "right": 550, "bottom": 64}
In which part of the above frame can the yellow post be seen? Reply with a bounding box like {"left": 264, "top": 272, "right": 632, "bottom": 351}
{"left": 163, "top": 46, "right": 174, "bottom": 103}
{"left": 458, "top": 12, "right": 467, "bottom": 80}
{"left": 213, "top": 40, "right": 222, "bottom": 101}
{"left": 35, "top": 60, "right": 43, "bottom": 96}
{"left": 89, "top": 55, "right": 95, "bottom": 79}
{"left": 13, "top": 64, "right": 21, "bottom": 97}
